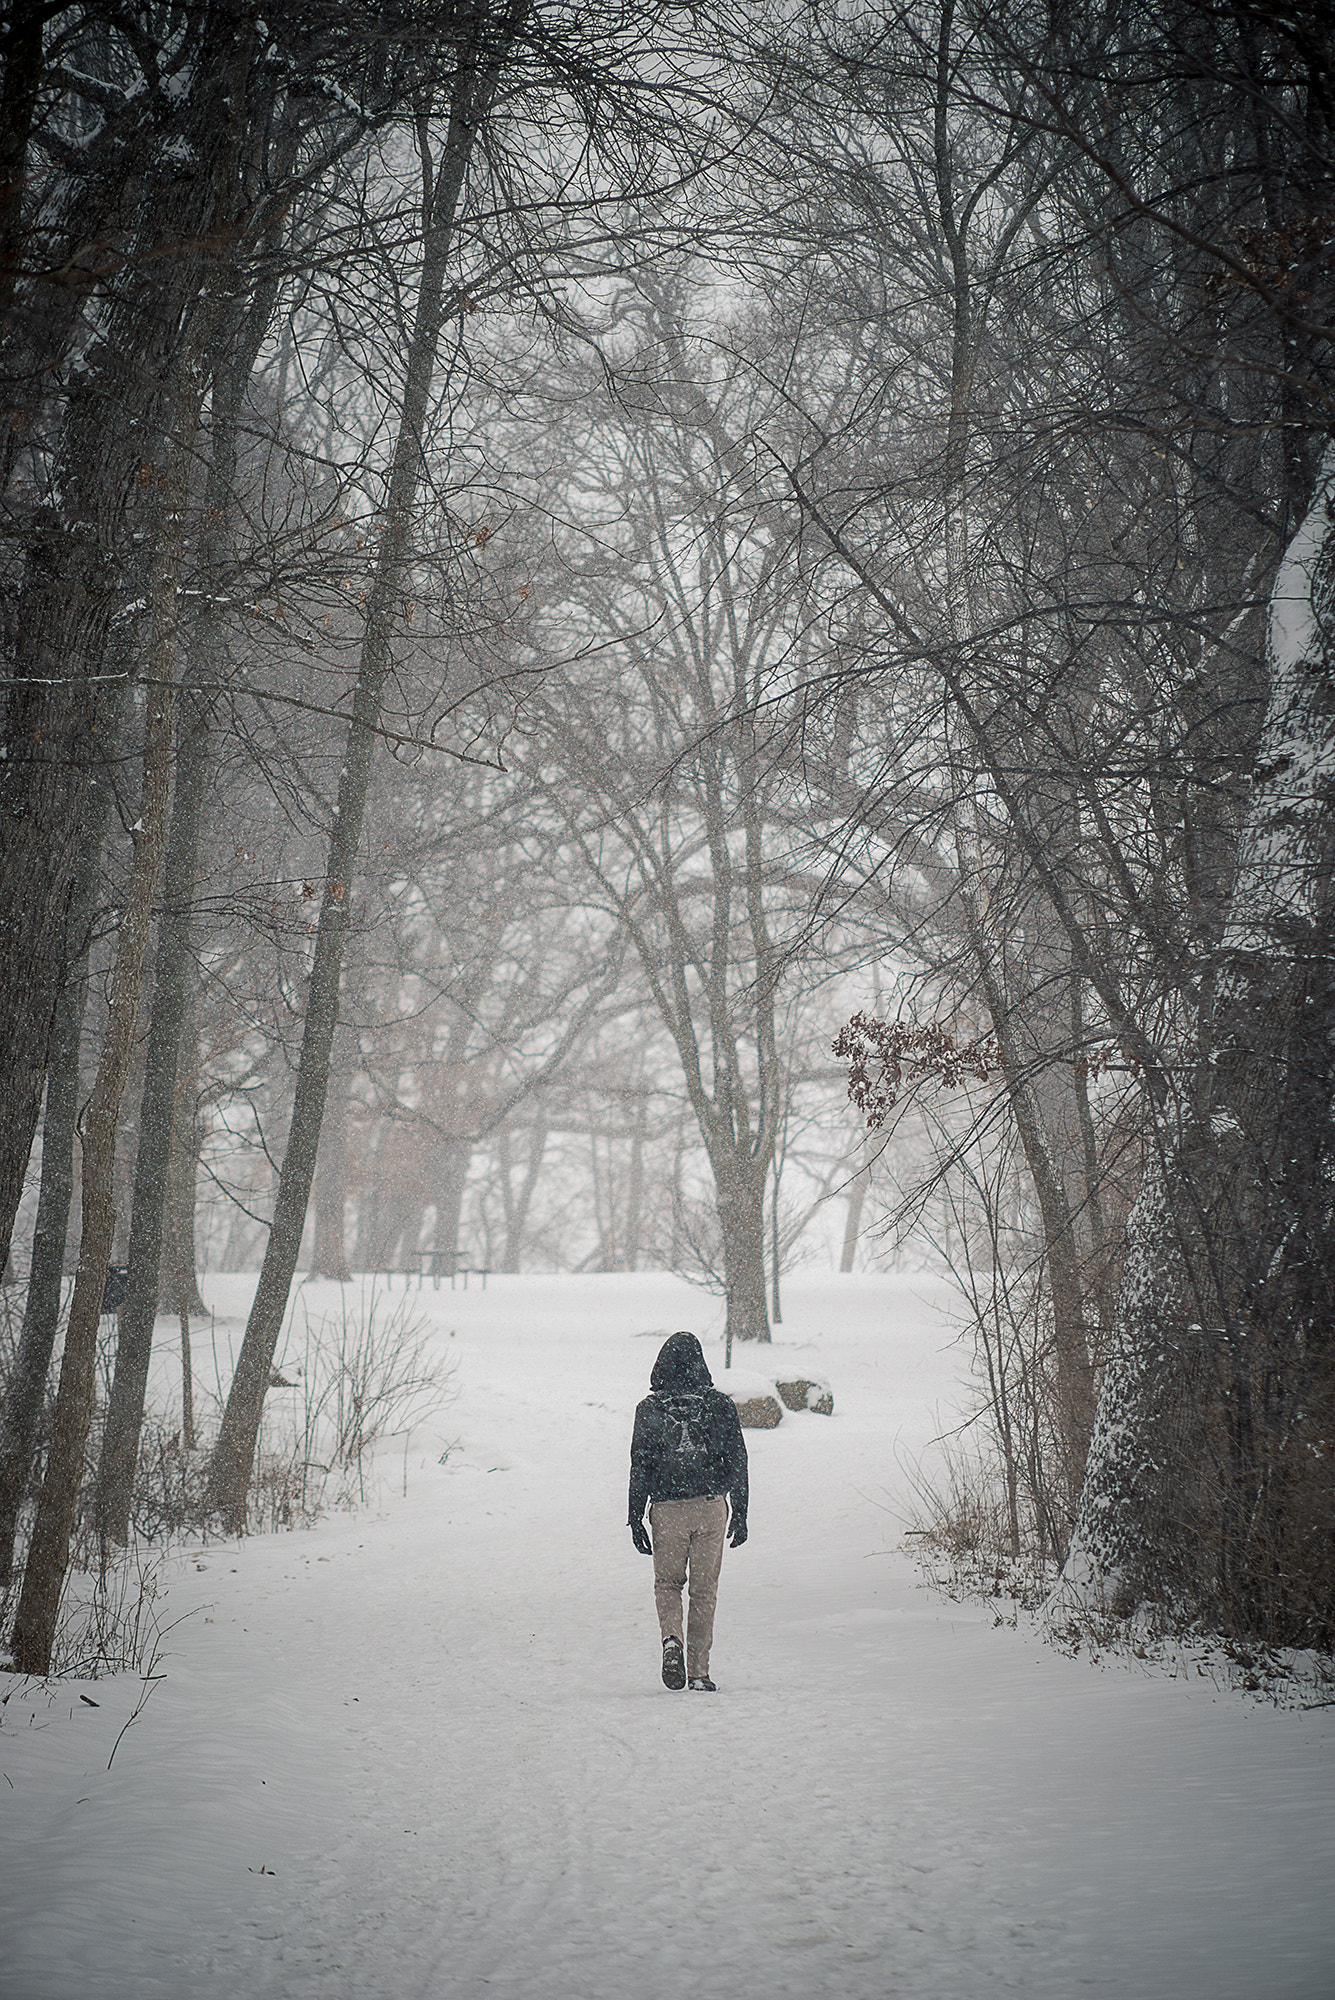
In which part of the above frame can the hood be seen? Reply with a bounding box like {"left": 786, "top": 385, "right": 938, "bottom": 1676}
{"left": 650, "top": 1330, "right": 713, "bottom": 1393}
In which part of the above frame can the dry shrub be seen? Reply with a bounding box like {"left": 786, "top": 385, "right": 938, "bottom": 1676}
{"left": 250, "top": 1442, "right": 313, "bottom": 1534}
{"left": 259, "top": 1282, "right": 456, "bottom": 1514}
{"left": 898, "top": 1435, "right": 1060, "bottom": 1613}
{"left": 128, "top": 1416, "right": 209, "bottom": 1541}
{"left": 47, "top": 1551, "right": 180, "bottom": 1679}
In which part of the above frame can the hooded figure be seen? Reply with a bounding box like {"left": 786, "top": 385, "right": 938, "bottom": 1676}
{"left": 628, "top": 1331, "right": 748, "bottom": 1692}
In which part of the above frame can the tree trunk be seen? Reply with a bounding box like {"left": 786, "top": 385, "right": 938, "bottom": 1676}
{"left": 716, "top": 1157, "right": 770, "bottom": 1345}
{"left": 0, "top": 5, "right": 254, "bottom": 1283}
{"left": 94, "top": 673, "right": 215, "bottom": 1539}
{"left": 770, "top": 1157, "right": 783, "bottom": 1325}
{"left": 590, "top": 1132, "right": 612, "bottom": 1267}
{"left": 205, "top": 16, "right": 524, "bottom": 1529}
{"left": 10, "top": 561, "right": 176, "bottom": 1673}
{"left": 840, "top": 1153, "right": 871, "bottom": 1273}
{"left": 352, "top": 1149, "right": 384, "bottom": 1274}
{"left": 97, "top": 253, "right": 288, "bottom": 1543}
{"left": 668, "top": 1106, "right": 689, "bottom": 1271}
{"left": 1057, "top": 447, "right": 1335, "bottom": 1644}
{"left": 1, "top": 14, "right": 202, "bottom": 495}
{"left": 0, "top": 539, "right": 115, "bottom": 1287}
{"left": 932, "top": 58, "right": 1095, "bottom": 1518}
{"left": 432, "top": 1138, "right": 473, "bottom": 1276}
{"left": 0, "top": 0, "right": 44, "bottom": 344}
{"left": 623, "top": 1096, "right": 646, "bottom": 1272}
{"left": 165, "top": 1185, "right": 195, "bottom": 1454}
{"left": 309, "top": 1049, "right": 352, "bottom": 1282}
{"left": 501, "top": 1116, "right": 547, "bottom": 1272}
{"left": 0, "top": 734, "right": 118, "bottom": 1593}
{"left": 986, "top": 971, "right": 1096, "bottom": 1488}
{"left": 161, "top": 998, "right": 207, "bottom": 1320}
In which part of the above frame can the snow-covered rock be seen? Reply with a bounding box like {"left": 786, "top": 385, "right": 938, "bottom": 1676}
{"left": 774, "top": 1375, "right": 834, "bottom": 1415}
{"left": 716, "top": 1372, "right": 783, "bottom": 1427}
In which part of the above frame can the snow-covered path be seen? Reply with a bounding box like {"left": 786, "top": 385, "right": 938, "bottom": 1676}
{"left": 3, "top": 1274, "right": 1333, "bottom": 1999}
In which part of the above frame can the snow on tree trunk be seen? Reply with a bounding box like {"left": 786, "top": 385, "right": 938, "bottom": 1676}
{"left": 1056, "top": 446, "right": 1335, "bottom": 1644}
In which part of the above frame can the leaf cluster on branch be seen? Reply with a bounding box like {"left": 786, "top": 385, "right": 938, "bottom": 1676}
{"left": 834, "top": 1012, "right": 1005, "bottom": 1130}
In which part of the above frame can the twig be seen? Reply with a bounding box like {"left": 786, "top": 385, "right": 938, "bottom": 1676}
{"left": 107, "top": 1669, "right": 165, "bottom": 1771}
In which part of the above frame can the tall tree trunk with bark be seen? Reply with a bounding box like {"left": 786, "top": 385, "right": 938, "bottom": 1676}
{"left": 0, "top": 0, "right": 257, "bottom": 1288}
{"left": 976, "top": 960, "right": 1096, "bottom": 1500}
{"left": 623, "top": 1096, "right": 646, "bottom": 1273}
{"left": 0, "top": 1, "right": 44, "bottom": 344}
{"left": 769, "top": 1155, "right": 783, "bottom": 1326}
{"left": 0, "top": 728, "right": 119, "bottom": 1592}
{"left": 96, "top": 270, "right": 283, "bottom": 1543}
{"left": 0, "top": 554, "right": 115, "bottom": 1288}
{"left": 164, "top": 1186, "right": 195, "bottom": 1453}
{"left": 161, "top": 1046, "right": 207, "bottom": 1321}
{"left": 840, "top": 1152, "right": 871, "bottom": 1272}
{"left": 10, "top": 518, "right": 178, "bottom": 1672}
{"left": 206, "top": 10, "right": 527, "bottom": 1529}
{"left": 500, "top": 1115, "right": 547, "bottom": 1271}
{"left": 431, "top": 1138, "right": 473, "bottom": 1276}
{"left": 713, "top": 1152, "right": 771, "bottom": 1347}
{"left": 309, "top": 1040, "right": 353, "bottom": 1282}
{"left": 1057, "top": 448, "right": 1335, "bottom": 1645}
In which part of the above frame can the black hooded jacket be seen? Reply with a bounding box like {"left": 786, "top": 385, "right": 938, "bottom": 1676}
{"left": 628, "top": 1332, "right": 748, "bottom": 1529}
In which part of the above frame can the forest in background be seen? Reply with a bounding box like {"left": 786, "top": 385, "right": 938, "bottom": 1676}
{"left": 0, "top": 0, "right": 1332, "bottom": 1675}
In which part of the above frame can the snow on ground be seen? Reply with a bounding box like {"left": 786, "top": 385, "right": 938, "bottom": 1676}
{"left": 2, "top": 1272, "right": 1333, "bottom": 2000}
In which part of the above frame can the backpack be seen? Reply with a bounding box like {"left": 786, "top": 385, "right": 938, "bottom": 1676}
{"left": 655, "top": 1390, "right": 710, "bottom": 1481}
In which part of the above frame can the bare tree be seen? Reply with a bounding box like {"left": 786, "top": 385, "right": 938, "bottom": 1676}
{"left": 205, "top": 0, "right": 732, "bottom": 1524}
{"left": 205, "top": 2, "right": 533, "bottom": 1529}
{"left": 0, "top": 717, "right": 118, "bottom": 1592}
{"left": 518, "top": 280, "right": 837, "bottom": 1342}
{"left": 0, "top": 3, "right": 265, "bottom": 1287}
{"left": 755, "top": 0, "right": 1334, "bottom": 1629}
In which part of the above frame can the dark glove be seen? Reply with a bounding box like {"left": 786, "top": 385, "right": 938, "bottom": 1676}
{"left": 630, "top": 1519, "right": 653, "bottom": 1556}
{"left": 729, "top": 1519, "right": 748, "bottom": 1548}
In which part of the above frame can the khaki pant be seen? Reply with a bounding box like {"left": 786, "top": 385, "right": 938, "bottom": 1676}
{"left": 650, "top": 1494, "right": 728, "bottom": 1679}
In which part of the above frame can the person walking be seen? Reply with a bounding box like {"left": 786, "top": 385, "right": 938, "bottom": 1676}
{"left": 628, "top": 1331, "right": 748, "bottom": 1692}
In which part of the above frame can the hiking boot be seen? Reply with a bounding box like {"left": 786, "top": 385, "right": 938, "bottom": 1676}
{"left": 661, "top": 1635, "right": 686, "bottom": 1690}
{"left": 687, "top": 1676, "right": 717, "bottom": 1692}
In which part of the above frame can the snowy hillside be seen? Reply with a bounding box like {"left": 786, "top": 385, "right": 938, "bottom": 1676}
{"left": 2, "top": 1272, "right": 1332, "bottom": 2000}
